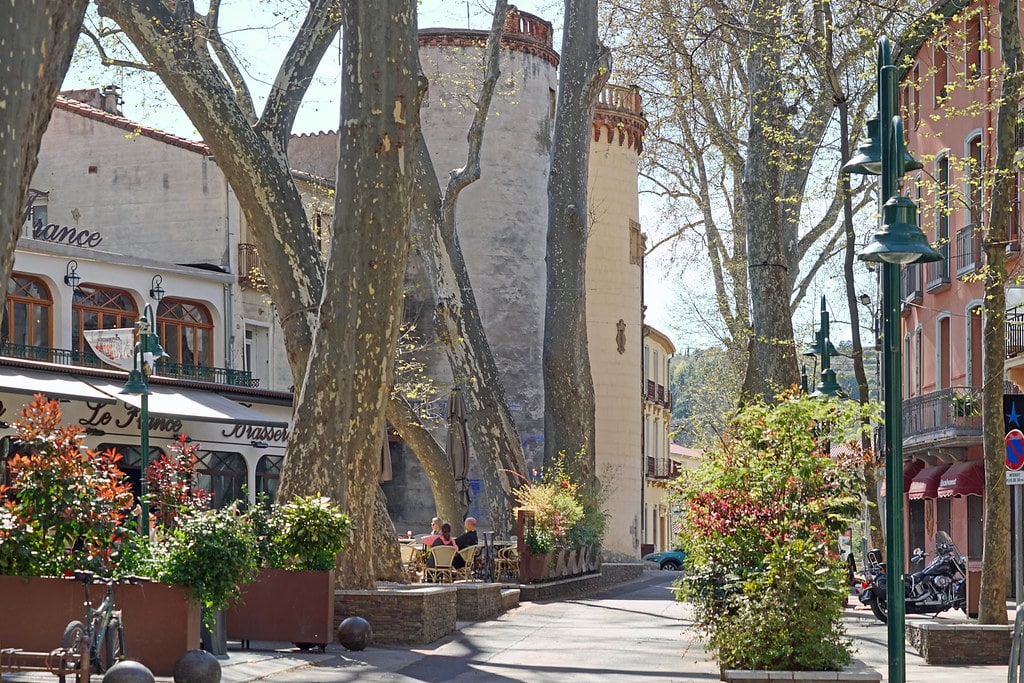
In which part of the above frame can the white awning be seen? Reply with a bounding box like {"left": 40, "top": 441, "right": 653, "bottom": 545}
{"left": 0, "top": 368, "right": 117, "bottom": 404}
{"left": 84, "top": 380, "right": 288, "bottom": 428}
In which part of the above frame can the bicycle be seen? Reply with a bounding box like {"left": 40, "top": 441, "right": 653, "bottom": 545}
{"left": 61, "top": 570, "right": 132, "bottom": 674}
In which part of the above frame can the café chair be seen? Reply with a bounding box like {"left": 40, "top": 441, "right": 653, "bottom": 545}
{"left": 424, "top": 545, "right": 458, "bottom": 583}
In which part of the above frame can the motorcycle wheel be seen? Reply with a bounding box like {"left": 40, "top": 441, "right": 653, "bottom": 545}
{"left": 869, "top": 593, "right": 888, "bottom": 623}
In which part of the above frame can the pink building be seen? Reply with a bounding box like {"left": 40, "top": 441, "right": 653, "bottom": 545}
{"left": 894, "top": 0, "right": 1023, "bottom": 607}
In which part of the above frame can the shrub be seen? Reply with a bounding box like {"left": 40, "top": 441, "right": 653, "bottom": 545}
{"left": 271, "top": 495, "right": 351, "bottom": 571}
{"left": 145, "top": 434, "right": 210, "bottom": 530}
{"left": 676, "top": 392, "right": 875, "bottom": 671}
{"left": 0, "top": 395, "right": 134, "bottom": 576}
{"left": 151, "top": 504, "right": 257, "bottom": 612}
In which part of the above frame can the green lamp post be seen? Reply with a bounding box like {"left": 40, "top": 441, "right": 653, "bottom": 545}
{"left": 841, "top": 36, "right": 943, "bottom": 683}
{"left": 808, "top": 296, "right": 843, "bottom": 399}
{"left": 120, "top": 303, "right": 168, "bottom": 534}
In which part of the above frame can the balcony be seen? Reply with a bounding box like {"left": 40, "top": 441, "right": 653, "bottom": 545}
{"left": 955, "top": 224, "right": 982, "bottom": 276}
{"left": 0, "top": 342, "right": 257, "bottom": 388}
{"left": 645, "top": 456, "right": 676, "bottom": 479}
{"left": 238, "top": 243, "right": 266, "bottom": 288}
{"left": 1009, "top": 306, "right": 1024, "bottom": 359}
{"left": 901, "top": 385, "right": 982, "bottom": 453}
{"left": 925, "top": 243, "right": 950, "bottom": 292}
{"left": 900, "top": 263, "right": 923, "bottom": 306}
{"left": 644, "top": 380, "right": 673, "bottom": 410}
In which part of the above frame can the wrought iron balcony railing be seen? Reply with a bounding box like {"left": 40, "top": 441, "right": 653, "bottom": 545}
{"left": 0, "top": 341, "right": 257, "bottom": 388}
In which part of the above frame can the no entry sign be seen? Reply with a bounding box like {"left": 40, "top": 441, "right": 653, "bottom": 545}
{"left": 1006, "top": 429, "right": 1024, "bottom": 471}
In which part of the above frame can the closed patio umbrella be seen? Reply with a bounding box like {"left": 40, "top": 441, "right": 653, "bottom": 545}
{"left": 446, "top": 388, "right": 472, "bottom": 513}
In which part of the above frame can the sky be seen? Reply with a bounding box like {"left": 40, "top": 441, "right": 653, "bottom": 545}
{"left": 60, "top": 0, "right": 682, "bottom": 344}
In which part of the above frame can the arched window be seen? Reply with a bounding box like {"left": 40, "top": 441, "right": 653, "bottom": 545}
{"left": 156, "top": 299, "right": 213, "bottom": 367}
{"left": 256, "top": 454, "right": 283, "bottom": 503}
{"left": 96, "top": 442, "right": 164, "bottom": 505}
{"left": 197, "top": 451, "right": 247, "bottom": 508}
{"left": 72, "top": 285, "right": 138, "bottom": 355}
{"left": 1, "top": 274, "right": 52, "bottom": 347}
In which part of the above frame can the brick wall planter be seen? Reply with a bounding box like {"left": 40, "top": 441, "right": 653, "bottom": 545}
{"left": 455, "top": 583, "right": 502, "bottom": 621}
{"left": 225, "top": 568, "right": 334, "bottom": 648}
{"left": 0, "top": 574, "right": 200, "bottom": 677}
{"left": 335, "top": 586, "right": 457, "bottom": 644}
{"left": 906, "top": 621, "right": 1011, "bottom": 665}
{"left": 721, "top": 669, "right": 881, "bottom": 682}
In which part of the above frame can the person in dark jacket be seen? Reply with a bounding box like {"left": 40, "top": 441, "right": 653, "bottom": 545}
{"left": 453, "top": 517, "right": 478, "bottom": 569}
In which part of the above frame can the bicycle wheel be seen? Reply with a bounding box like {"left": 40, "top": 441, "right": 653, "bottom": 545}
{"left": 102, "top": 617, "right": 125, "bottom": 671}
{"left": 61, "top": 620, "right": 88, "bottom": 657}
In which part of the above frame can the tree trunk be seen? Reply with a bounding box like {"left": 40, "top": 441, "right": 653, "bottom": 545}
{"left": 279, "top": 0, "right": 424, "bottom": 589}
{"left": 544, "top": 0, "right": 610, "bottom": 484}
{"left": 371, "top": 485, "right": 405, "bottom": 582}
{"left": 977, "top": 0, "right": 1020, "bottom": 625}
{"left": 0, "top": 0, "right": 89, "bottom": 325}
{"left": 742, "top": 0, "right": 800, "bottom": 402}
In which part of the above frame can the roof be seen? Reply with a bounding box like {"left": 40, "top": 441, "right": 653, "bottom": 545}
{"left": 55, "top": 95, "right": 210, "bottom": 156}
{"left": 644, "top": 324, "right": 677, "bottom": 355}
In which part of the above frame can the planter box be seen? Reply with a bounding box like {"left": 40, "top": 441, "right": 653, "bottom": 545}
{"left": 226, "top": 568, "right": 335, "bottom": 647}
{"left": 335, "top": 585, "right": 456, "bottom": 644}
{"left": 721, "top": 670, "right": 880, "bottom": 682}
{"left": 906, "top": 621, "right": 1012, "bottom": 665}
{"left": 0, "top": 574, "right": 200, "bottom": 677}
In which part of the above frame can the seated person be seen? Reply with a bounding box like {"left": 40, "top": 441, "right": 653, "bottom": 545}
{"left": 426, "top": 522, "right": 458, "bottom": 568}
{"left": 420, "top": 516, "right": 442, "bottom": 546}
{"left": 453, "top": 517, "right": 478, "bottom": 569}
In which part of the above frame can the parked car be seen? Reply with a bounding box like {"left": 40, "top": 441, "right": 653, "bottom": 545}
{"left": 643, "top": 549, "right": 687, "bottom": 571}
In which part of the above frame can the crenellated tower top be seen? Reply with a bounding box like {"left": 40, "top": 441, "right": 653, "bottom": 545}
{"left": 418, "top": 6, "right": 559, "bottom": 68}
{"left": 593, "top": 84, "right": 646, "bottom": 154}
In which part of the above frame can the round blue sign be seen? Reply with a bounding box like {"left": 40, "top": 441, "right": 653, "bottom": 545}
{"left": 1006, "top": 429, "right": 1024, "bottom": 471}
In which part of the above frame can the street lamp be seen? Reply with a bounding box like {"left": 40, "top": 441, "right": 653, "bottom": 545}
{"left": 120, "top": 302, "right": 168, "bottom": 534}
{"left": 841, "top": 36, "right": 943, "bottom": 683}
{"left": 808, "top": 296, "right": 843, "bottom": 399}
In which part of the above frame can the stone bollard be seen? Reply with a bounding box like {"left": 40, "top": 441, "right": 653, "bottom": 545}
{"left": 173, "top": 649, "right": 221, "bottom": 683}
{"left": 102, "top": 660, "right": 155, "bottom": 683}
{"left": 337, "top": 616, "right": 372, "bottom": 651}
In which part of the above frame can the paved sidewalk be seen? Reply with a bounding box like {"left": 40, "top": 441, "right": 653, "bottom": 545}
{"left": 1, "top": 572, "right": 1015, "bottom": 682}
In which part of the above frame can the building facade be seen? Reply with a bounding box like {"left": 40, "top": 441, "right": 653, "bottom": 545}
{"left": 640, "top": 325, "right": 680, "bottom": 555}
{"left": 895, "top": 0, "right": 1021, "bottom": 602}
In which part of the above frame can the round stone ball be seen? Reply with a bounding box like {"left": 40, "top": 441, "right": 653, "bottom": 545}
{"left": 337, "top": 616, "right": 372, "bottom": 651}
{"left": 172, "top": 649, "right": 221, "bottom": 683}
{"left": 102, "top": 660, "right": 155, "bottom": 683}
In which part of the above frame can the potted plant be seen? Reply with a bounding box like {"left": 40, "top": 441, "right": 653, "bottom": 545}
{"left": 951, "top": 390, "right": 980, "bottom": 418}
{"left": 0, "top": 395, "right": 201, "bottom": 677}
{"left": 225, "top": 494, "right": 351, "bottom": 649}
{"left": 675, "top": 393, "right": 877, "bottom": 678}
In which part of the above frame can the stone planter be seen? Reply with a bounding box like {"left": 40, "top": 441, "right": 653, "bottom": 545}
{"left": 0, "top": 574, "right": 200, "bottom": 677}
{"left": 720, "top": 668, "right": 881, "bottom": 682}
{"left": 906, "top": 621, "right": 1012, "bottom": 665}
{"left": 225, "top": 568, "right": 335, "bottom": 648}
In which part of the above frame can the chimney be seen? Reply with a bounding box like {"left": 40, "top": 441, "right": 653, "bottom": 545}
{"left": 100, "top": 85, "right": 122, "bottom": 116}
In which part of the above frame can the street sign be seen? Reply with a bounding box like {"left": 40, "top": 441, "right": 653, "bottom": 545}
{"left": 1008, "top": 430, "right": 1024, "bottom": 471}
{"left": 1007, "top": 470, "right": 1024, "bottom": 486}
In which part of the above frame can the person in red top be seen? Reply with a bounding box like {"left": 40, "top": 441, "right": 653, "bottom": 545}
{"left": 426, "top": 523, "right": 458, "bottom": 569}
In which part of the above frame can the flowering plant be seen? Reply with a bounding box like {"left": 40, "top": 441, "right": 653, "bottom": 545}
{"left": 514, "top": 452, "right": 598, "bottom": 552}
{"left": 146, "top": 434, "right": 210, "bottom": 530}
{"left": 676, "top": 392, "right": 876, "bottom": 671}
{"left": 0, "top": 395, "right": 134, "bottom": 576}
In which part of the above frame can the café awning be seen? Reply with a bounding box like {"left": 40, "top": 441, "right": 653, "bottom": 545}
{"left": 908, "top": 463, "right": 951, "bottom": 500}
{"left": 85, "top": 380, "right": 287, "bottom": 428}
{"left": 937, "top": 460, "right": 985, "bottom": 498}
{"left": 881, "top": 459, "right": 926, "bottom": 497}
{"left": 0, "top": 368, "right": 116, "bottom": 404}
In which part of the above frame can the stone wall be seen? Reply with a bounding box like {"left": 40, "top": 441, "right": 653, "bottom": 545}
{"left": 335, "top": 586, "right": 457, "bottom": 645}
{"left": 906, "top": 622, "right": 1012, "bottom": 665}
{"left": 455, "top": 583, "right": 502, "bottom": 621}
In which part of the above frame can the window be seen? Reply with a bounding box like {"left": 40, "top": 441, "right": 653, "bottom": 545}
{"left": 156, "top": 299, "right": 213, "bottom": 367}
{"left": 1, "top": 274, "right": 52, "bottom": 348}
{"left": 629, "top": 220, "right": 643, "bottom": 265}
{"left": 197, "top": 451, "right": 247, "bottom": 508}
{"left": 966, "top": 15, "right": 982, "bottom": 81}
{"left": 968, "top": 495, "right": 983, "bottom": 559}
{"left": 938, "top": 316, "right": 951, "bottom": 390}
{"left": 968, "top": 305, "right": 983, "bottom": 388}
{"left": 72, "top": 285, "right": 138, "bottom": 356}
{"left": 244, "top": 324, "right": 270, "bottom": 388}
{"left": 934, "top": 46, "right": 948, "bottom": 106}
{"left": 937, "top": 155, "right": 950, "bottom": 242}
{"left": 96, "top": 442, "right": 164, "bottom": 505}
{"left": 967, "top": 135, "right": 983, "bottom": 227}
{"left": 256, "top": 454, "right": 283, "bottom": 503}
{"left": 914, "top": 327, "right": 922, "bottom": 396}
{"left": 936, "top": 498, "right": 951, "bottom": 536}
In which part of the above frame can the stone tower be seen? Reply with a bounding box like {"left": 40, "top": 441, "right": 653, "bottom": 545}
{"left": 586, "top": 85, "right": 646, "bottom": 557}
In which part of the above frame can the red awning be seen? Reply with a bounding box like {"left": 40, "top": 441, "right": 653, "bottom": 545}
{"left": 937, "top": 460, "right": 985, "bottom": 498}
{"left": 908, "top": 463, "right": 952, "bottom": 500}
{"left": 881, "top": 459, "right": 927, "bottom": 497}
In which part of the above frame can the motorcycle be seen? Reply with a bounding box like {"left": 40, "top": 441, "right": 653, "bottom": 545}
{"left": 859, "top": 531, "right": 967, "bottom": 624}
